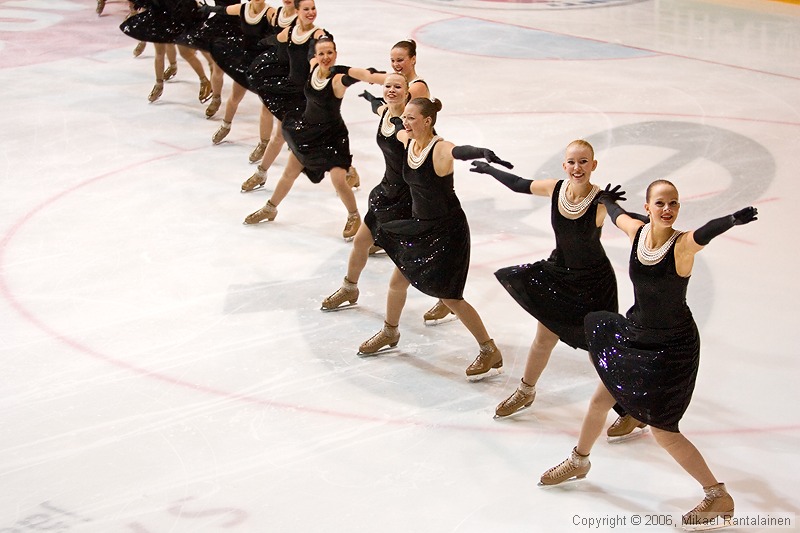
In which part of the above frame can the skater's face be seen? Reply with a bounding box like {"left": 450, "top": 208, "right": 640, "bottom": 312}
{"left": 315, "top": 41, "right": 337, "bottom": 69}
{"left": 645, "top": 182, "right": 681, "bottom": 227}
{"left": 390, "top": 48, "right": 415, "bottom": 76}
{"left": 383, "top": 74, "right": 408, "bottom": 104}
{"left": 401, "top": 103, "right": 431, "bottom": 139}
{"left": 562, "top": 143, "right": 597, "bottom": 186}
{"left": 296, "top": 0, "right": 316, "bottom": 24}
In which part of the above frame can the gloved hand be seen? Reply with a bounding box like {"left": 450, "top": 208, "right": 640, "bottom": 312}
{"left": 593, "top": 183, "right": 627, "bottom": 205}
{"left": 732, "top": 206, "right": 758, "bottom": 225}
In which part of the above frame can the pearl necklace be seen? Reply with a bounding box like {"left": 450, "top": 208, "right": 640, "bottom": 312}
{"left": 244, "top": 1, "right": 268, "bottom": 24}
{"left": 291, "top": 24, "right": 317, "bottom": 45}
{"left": 558, "top": 181, "right": 599, "bottom": 220}
{"left": 407, "top": 136, "right": 440, "bottom": 169}
{"left": 276, "top": 8, "right": 296, "bottom": 28}
{"left": 380, "top": 110, "right": 397, "bottom": 137}
{"left": 636, "top": 223, "right": 681, "bottom": 265}
{"left": 310, "top": 65, "right": 330, "bottom": 90}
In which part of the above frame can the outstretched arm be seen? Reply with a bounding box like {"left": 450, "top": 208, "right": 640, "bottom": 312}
{"left": 469, "top": 162, "right": 555, "bottom": 197}
{"left": 359, "top": 90, "right": 386, "bottom": 115}
{"left": 593, "top": 184, "right": 648, "bottom": 238}
{"left": 688, "top": 206, "right": 759, "bottom": 250}
{"left": 451, "top": 145, "right": 513, "bottom": 169}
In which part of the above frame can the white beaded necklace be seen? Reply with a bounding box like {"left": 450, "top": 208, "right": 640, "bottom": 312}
{"left": 310, "top": 65, "right": 330, "bottom": 90}
{"left": 380, "top": 110, "right": 397, "bottom": 137}
{"left": 276, "top": 8, "right": 296, "bottom": 28}
{"left": 637, "top": 223, "right": 681, "bottom": 265}
{"left": 244, "top": 1, "right": 268, "bottom": 24}
{"left": 407, "top": 136, "right": 440, "bottom": 169}
{"left": 558, "top": 181, "right": 599, "bottom": 220}
{"left": 291, "top": 24, "right": 317, "bottom": 45}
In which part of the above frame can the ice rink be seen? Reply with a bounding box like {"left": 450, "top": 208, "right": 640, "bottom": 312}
{"left": 1, "top": 0, "right": 799, "bottom": 531}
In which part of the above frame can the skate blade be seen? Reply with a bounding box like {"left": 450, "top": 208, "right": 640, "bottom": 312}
{"left": 537, "top": 475, "right": 587, "bottom": 488}
{"left": 493, "top": 403, "right": 534, "bottom": 420}
{"left": 357, "top": 344, "right": 398, "bottom": 357}
{"left": 424, "top": 314, "right": 459, "bottom": 326}
{"left": 320, "top": 302, "right": 358, "bottom": 312}
{"left": 466, "top": 366, "right": 503, "bottom": 382}
{"left": 240, "top": 184, "right": 265, "bottom": 193}
{"left": 606, "top": 426, "right": 649, "bottom": 444}
{"left": 681, "top": 516, "right": 733, "bottom": 531}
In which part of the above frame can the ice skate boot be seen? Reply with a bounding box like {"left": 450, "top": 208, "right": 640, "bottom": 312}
{"left": 466, "top": 339, "right": 503, "bottom": 380}
{"left": 539, "top": 447, "right": 591, "bottom": 486}
{"left": 681, "top": 483, "right": 734, "bottom": 531}
{"left": 243, "top": 200, "right": 277, "bottom": 225}
{"left": 148, "top": 81, "right": 164, "bottom": 103}
{"left": 163, "top": 63, "right": 177, "bottom": 81}
{"left": 343, "top": 211, "right": 361, "bottom": 241}
{"left": 133, "top": 41, "right": 146, "bottom": 57}
{"left": 606, "top": 414, "right": 649, "bottom": 443}
{"left": 241, "top": 165, "right": 267, "bottom": 193}
{"left": 345, "top": 166, "right": 360, "bottom": 189}
{"left": 249, "top": 139, "right": 268, "bottom": 163}
{"left": 96, "top": 0, "right": 106, "bottom": 15}
{"left": 205, "top": 95, "right": 221, "bottom": 118}
{"left": 212, "top": 121, "right": 231, "bottom": 144}
{"left": 358, "top": 322, "right": 400, "bottom": 355}
{"left": 368, "top": 244, "right": 384, "bottom": 255}
{"left": 198, "top": 77, "right": 212, "bottom": 103}
{"left": 321, "top": 277, "right": 359, "bottom": 311}
{"left": 494, "top": 379, "right": 536, "bottom": 418}
{"left": 423, "top": 300, "right": 457, "bottom": 325}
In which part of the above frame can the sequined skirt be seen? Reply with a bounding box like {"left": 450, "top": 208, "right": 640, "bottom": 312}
{"left": 181, "top": 10, "right": 239, "bottom": 52}
{"left": 364, "top": 181, "right": 413, "bottom": 241}
{"left": 495, "top": 256, "right": 617, "bottom": 350}
{"left": 120, "top": 8, "right": 185, "bottom": 43}
{"left": 281, "top": 115, "right": 351, "bottom": 183}
{"left": 247, "top": 51, "right": 303, "bottom": 122}
{"left": 210, "top": 37, "right": 265, "bottom": 89}
{"left": 376, "top": 208, "right": 470, "bottom": 300}
{"left": 585, "top": 311, "right": 700, "bottom": 432}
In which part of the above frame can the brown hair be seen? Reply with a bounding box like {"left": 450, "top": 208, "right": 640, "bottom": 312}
{"left": 645, "top": 179, "right": 677, "bottom": 201}
{"left": 408, "top": 97, "right": 442, "bottom": 127}
{"left": 392, "top": 39, "right": 417, "bottom": 58}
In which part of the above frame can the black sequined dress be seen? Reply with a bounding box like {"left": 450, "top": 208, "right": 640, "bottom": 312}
{"left": 363, "top": 110, "right": 412, "bottom": 240}
{"left": 246, "top": 10, "right": 302, "bottom": 121}
{"left": 281, "top": 64, "right": 352, "bottom": 183}
{"left": 209, "top": 2, "right": 274, "bottom": 89}
{"left": 376, "top": 139, "right": 470, "bottom": 299}
{"left": 585, "top": 225, "right": 698, "bottom": 432}
{"left": 120, "top": 0, "right": 199, "bottom": 43}
{"left": 181, "top": 0, "right": 241, "bottom": 53}
{"left": 494, "top": 180, "right": 618, "bottom": 350}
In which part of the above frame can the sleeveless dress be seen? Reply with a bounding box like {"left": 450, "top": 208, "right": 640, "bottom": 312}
{"left": 363, "top": 109, "right": 412, "bottom": 240}
{"left": 247, "top": 10, "right": 305, "bottom": 121}
{"left": 281, "top": 64, "right": 353, "bottom": 183}
{"left": 182, "top": 0, "right": 245, "bottom": 53}
{"left": 585, "top": 225, "right": 699, "bottom": 432}
{"left": 376, "top": 138, "right": 471, "bottom": 299}
{"left": 120, "top": 0, "right": 199, "bottom": 44}
{"left": 494, "top": 180, "right": 618, "bottom": 350}
{"left": 209, "top": 2, "right": 274, "bottom": 89}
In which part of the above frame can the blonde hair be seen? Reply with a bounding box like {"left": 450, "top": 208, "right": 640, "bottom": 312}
{"left": 566, "top": 139, "right": 594, "bottom": 159}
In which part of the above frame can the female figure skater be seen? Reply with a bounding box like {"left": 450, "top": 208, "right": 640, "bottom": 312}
{"left": 239, "top": 0, "right": 327, "bottom": 194}
{"left": 242, "top": 35, "right": 385, "bottom": 240}
{"left": 359, "top": 97, "right": 511, "bottom": 380}
{"left": 469, "top": 140, "right": 622, "bottom": 418}
{"left": 539, "top": 179, "right": 757, "bottom": 530}
{"left": 319, "top": 73, "right": 412, "bottom": 310}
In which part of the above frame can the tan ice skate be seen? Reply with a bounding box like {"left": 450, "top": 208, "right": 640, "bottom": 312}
{"left": 198, "top": 77, "right": 212, "bottom": 103}
{"left": 343, "top": 211, "right": 361, "bottom": 241}
{"left": 212, "top": 121, "right": 231, "bottom": 144}
{"left": 423, "top": 299, "right": 457, "bottom": 325}
{"left": 148, "top": 81, "right": 164, "bottom": 103}
{"left": 163, "top": 63, "right": 177, "bottom": 81}
{"left": 345, "top": 166, "right": 360, "bottom": 189}
{"left": 241, "top": 165, "right": 267, "bottom": 193}
{"left": 321, "top": 277, "right": 359, "bottom": 311}
{"left": 681, "top": 483, "right": 734, "bottom": 531}
{"left": 249, "top": 139, "right": 268, "bottom": 163}
{"left": 539, "top": 447, "right": 591, "bottom": 486}
{"left": 205, "top": 95, "right": 222, "bottom": 118}
{"left": 243, "top": 200, "right": 277, "bottom": 225}
{"left": 358, "top": 322, "right": 400, "bottom": 355}
{"left": 606, "top": 414, "right": 649, "bottom": 443}
{"left": 494, "top": 379, "right": 536, "bottom": 418}
{"left": 465, "top": 339, "right": 503, "bottom": 380}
